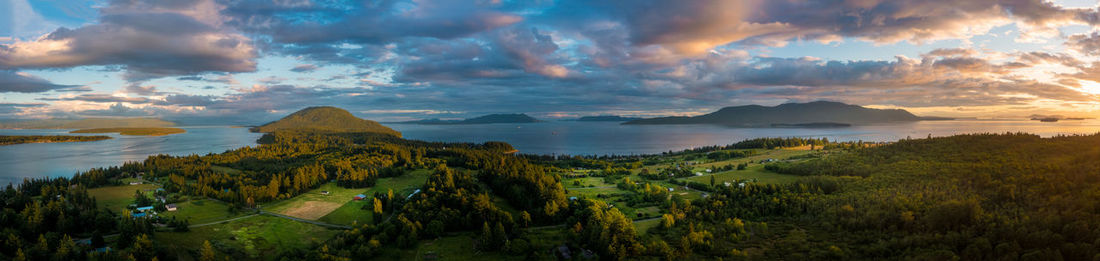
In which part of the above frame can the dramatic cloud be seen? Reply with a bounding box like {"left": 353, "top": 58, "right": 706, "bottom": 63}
{"left": 0, "top": 0, "right": 256, "bottom": 81}
{"left": 4, "top": 0, "right": 1100, "bottom": 121}
{"left": 0, "top": 71, "right": 79, "bottom": 93}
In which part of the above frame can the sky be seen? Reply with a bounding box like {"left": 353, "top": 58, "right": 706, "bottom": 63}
{"left": 2, "top": 0, "right": 1100, "bottom": 124}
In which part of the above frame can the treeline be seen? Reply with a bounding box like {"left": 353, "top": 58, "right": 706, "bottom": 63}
{"left": 0, "top": 135, "right": 111, "bottom": 145}
{"left": 653, "top": 133, "right": 1100, "bottom": 260}
{"left": 0, "top": 177, "right": 159, "bottom": 260}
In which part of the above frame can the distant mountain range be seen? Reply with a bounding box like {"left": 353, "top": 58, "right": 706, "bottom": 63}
{"left": 573, "top": 116, "right": 643, "bottom": 122}
{"left": 0, "top": 118, "right": 176, "bottom": 129}
{"left": 396, "top": 113, "right": 541, "bottom": 125}
{"left": 624, "top": 101, "right": 951, "bottom": 127}
{"left": 250, "top": 106, "right": 401, "bottom": 137}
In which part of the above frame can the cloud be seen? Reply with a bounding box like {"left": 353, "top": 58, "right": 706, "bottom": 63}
{"left": 40, "top": 94, "right": 157, "bottom": 104}
{"left": 290, "top": 64, "right": 318, "bottom": 72}
{"left": 77, "top": 103, "right": 157, "bottom": 117}
{"left": 0, "top": 0, "right": 257, "bottom": 81}
{"left": 0, "top": 70, "right": 80, "bottom": 93}
{"left": 0, "top": 102, "right": 47, "bottom": 114}
{"left": 124, "top": 85, "right": 160, "bottom": 96}
{"left": 251, "top": 0, "right": 521, "bottom": 45}
{"left": 1067, "top": 32, "right": 1100, "bottom": 56}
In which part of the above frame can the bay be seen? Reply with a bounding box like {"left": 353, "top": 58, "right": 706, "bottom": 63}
{"left": 391, "top": 119, "right": 1100, "bottom": 156}
{"left": 0, "top": 127, "right": 263, "bottom": 185}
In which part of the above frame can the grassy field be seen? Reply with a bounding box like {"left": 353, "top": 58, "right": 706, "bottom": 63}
{"left": 159, "top": 199, "right": 242, "bottom": 224}
{"left": 317, "top": 169, "right": 432, "bottom": 226}
{"left": 70, "top": 127, "right": 186, "bottom": 136}
{"left": 684, "top": 164, "right": 802, "bottom": 185}
{"left": 634, "top": 218, "right": 662, "bottom": 234}
{"left": 88, "top": 183, "right": 158, "bottom": 212}
{"left": 262, "top": 182, "right": 362, "bottom": 220}
{"left": 156, "top": 215, "right": 340, "bottom": 260}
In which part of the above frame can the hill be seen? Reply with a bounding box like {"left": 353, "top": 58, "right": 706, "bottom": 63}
{"left": 575, "top": 115, "right": 643, "bottom": 122}
{"left": 0, "top": 118, "right": 176, "bottom": 129}
{"left": 250, "top": 107, "right": 401, "bottom": 137}
{"left": 624, "top": 101, "right": 942, "bottom": 127}
{"left": 398, "top": 113, "right": 541, "bottom": 124}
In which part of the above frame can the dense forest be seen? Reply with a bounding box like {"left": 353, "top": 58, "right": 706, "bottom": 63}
{"left": 0, "top": 135, "right": 111, "bottom": 145}
{"left": 1, "top": 130, "right": 1098, "bottom": 260}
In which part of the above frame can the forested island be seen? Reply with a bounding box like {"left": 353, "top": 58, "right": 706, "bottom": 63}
{"left": 574, "top": 116, "right": 643, "bottom": 122}
{"left": 624, "top": 101, "right": 951, "bottom": 127}
{"left": 0, "top": 135, "right": 112, "bottom": 145}
{"left": 71, "top": 127, "right": 187, "bottom": 136}
{"left": 396, "top": 113, "right": 541, "bottom": 125}
{"left": 0, "top": 107, "right": 1096, "bottom": 260}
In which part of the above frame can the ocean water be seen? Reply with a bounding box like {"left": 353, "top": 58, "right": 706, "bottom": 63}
{"left": 390, "top": 119, "right": 1100, "bottom": 155}
{"left": 0, "top": 127, "right": 262, "bottom": 185}
{"left": 2, "top": 120, "right": 1098, "bottom": 184}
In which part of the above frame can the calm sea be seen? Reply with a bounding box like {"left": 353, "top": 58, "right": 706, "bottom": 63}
{"left": 1, "top": 120, "right": 1098, "bottom": 184}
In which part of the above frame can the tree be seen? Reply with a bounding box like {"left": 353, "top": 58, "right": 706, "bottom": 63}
{"left": 710, "top": 175, "right": 716, "bottom": 187}
{"left": 200, "top": 240, "right": 217, "bottom": 261}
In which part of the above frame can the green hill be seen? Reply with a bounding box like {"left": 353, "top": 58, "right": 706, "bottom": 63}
{"left": 0, "top": 118, "right": 176, "bottom": 129}
{"left": 250, "top": 107, "right": 401, "bottom": 137}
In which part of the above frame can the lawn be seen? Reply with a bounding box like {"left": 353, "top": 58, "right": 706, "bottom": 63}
{"left": 159, "top": 199, "right": 242, "bottom": 224}
{"left": 262, "top": 182, "right": 364, "bottom": 220}
{"left": 684, "top": 164, "right": 803, "bottom": 185}
{"left": 634, "top": 218, "right": 662, "bottom": 234}
{"left": 563, "top": 176, "right": 613, "bottom": 188}
{"left": 88, "top": 183, "right": 158, "bottom": 212}
{"left": 317, "top": 169, "right": 432, "bottom": 226}
{"left": 155, "top": 215, "right": 340, "bottom": 260}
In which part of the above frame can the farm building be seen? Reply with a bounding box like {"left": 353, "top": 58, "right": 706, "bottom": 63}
{"left": 166, "top": 204, "right": 178, "bottom": 211}
{"left": 353, "top": 194, "right": 366, "bottom": 200}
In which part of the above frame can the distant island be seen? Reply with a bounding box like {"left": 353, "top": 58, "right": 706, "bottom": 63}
{"left": 0, "top": 135, "right": 112, "bottom": 145}
{"left": 251, "top": 106, "right": 401, "bottom": 137}
{"left": 770, "top": 122, "right": 851, "bottom": 128}
{"left": 0, "top": 118, "right": 176, "bottom": 129}
{"left": 1029, "top": 114, "right": 1092, "bottom": 122}
{"left": 574, "top": 115, "right": 643, "bottom": 122}
{"left": 624, "top": 101, "right": 951, "bottom": 127}
{"left": 71, "top": 127, "right": 187, "bottom": 136}
{"left": 396, "top": 113, "right": 541, "bottom": 125}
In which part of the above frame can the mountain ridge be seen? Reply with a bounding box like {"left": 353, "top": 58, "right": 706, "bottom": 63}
{"left": 397, "top": 113, "right": 541, "bottom": 125}
{"left": 624, "top": 101, "right": 947, "bottom": 127}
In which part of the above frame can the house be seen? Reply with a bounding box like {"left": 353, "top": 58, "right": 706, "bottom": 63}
{"left": 166, "top": 204, "right": 178, "bottom": 212}
{"left": 705, "top": 169, "right": 712, "bottom": 173}
{"left": 695, "top": 172, "right": 703, "bottom": 176}
{"left": 553, "top": 245, "right": 572, "bottom": 260}
{"left": 136, "top": 206, "right": 154, "bottom": 212}
{"left": 320, "top": 191, "right": 330, "bottom": 195}
{"left": 724, "top": 182, "right": 732, "bottom": 187}
{"left": 353, "top": 194, "right": 366, "bottom": 201}
{"left": 129, "top": 181, "right": 143, "bottom": 185}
